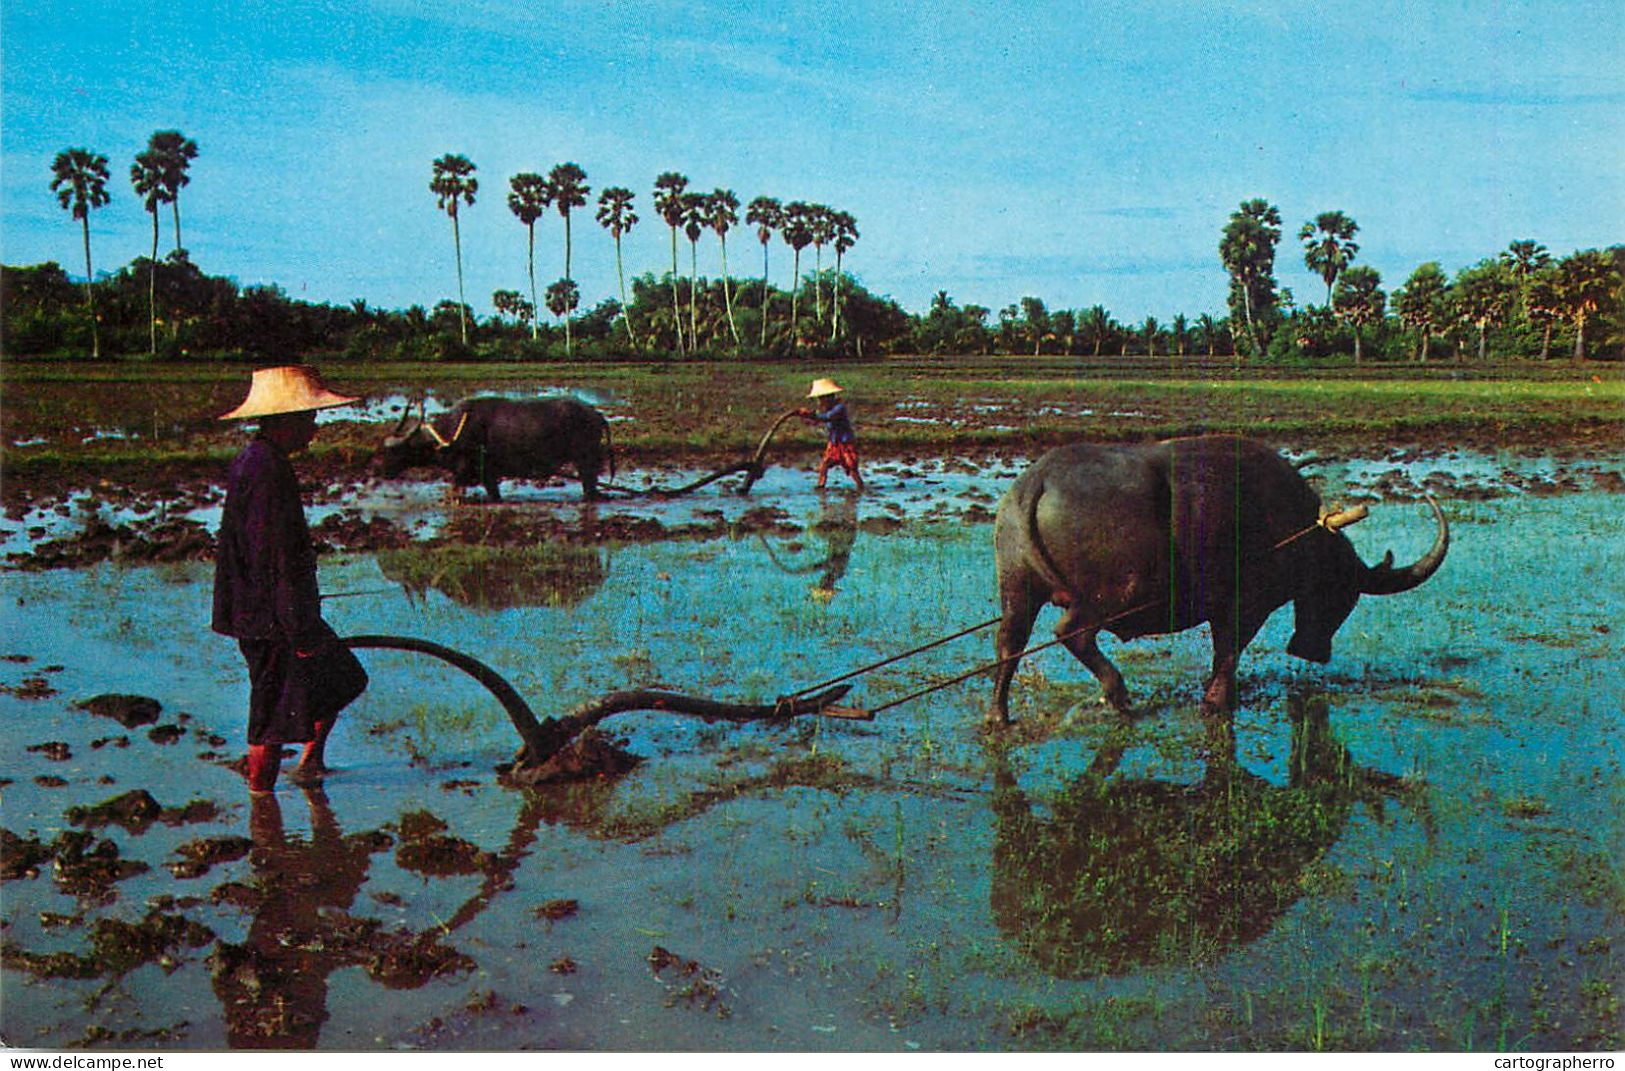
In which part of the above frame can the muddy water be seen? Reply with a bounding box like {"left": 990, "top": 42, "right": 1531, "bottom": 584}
{"left": 1, "top": 456, "right": 1621, "bottom": 1051}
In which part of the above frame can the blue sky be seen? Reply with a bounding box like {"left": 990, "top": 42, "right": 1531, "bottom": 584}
{"left": 4, "top": 0, "right": 1621, "bottom": 323}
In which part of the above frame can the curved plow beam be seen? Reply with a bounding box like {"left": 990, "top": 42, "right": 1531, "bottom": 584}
{"left": 341, "top": 634, "right": 860, "bottom": 778}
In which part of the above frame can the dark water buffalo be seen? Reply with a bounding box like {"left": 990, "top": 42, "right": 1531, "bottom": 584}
{"left": 375, "top": 397, "right": 614, "bottom": 502}
{"left": 990, "top": 434, "right": 1448, "bottom": 724}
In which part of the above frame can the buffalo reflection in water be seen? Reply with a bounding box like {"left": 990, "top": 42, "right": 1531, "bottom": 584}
{"left": 989, "top": 690, "right": 1427, "bottom": 978}
{"left": 378, "top": 542, "right": 608, "bottom": 610}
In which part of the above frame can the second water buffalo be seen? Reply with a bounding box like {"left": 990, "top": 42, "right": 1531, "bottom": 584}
{"left": 990, "top": 434, "right": 1449, "bottom": 724}
{"left": 375, "top": 396, "right": 615, "bottom": 501}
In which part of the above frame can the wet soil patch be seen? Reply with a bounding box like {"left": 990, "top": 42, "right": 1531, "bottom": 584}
{"left": 76, "top": 694, "right": 162, "bottom": 729}
{"left": 2, "top": 907, "right": 214, "bottom": 981}
{"left": 167, "top": 836, "right": 255, "bottom": 879}
{"left": 65, "top": 789, "right": 221, "bottom": 834}
{"left": 648, "top": 945, "right": 733, "bottom": 1018}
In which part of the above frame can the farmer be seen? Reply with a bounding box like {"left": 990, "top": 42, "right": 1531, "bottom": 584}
{"left": 797, "top": 377, "right": 865, "bottom": 492}
{"left": 213, "top": 365, "right": 368, "bottom": 793}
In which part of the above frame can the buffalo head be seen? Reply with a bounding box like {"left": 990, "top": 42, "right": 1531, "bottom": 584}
{"left": 1287, "top": 496, "right": 1450, "bottom": 664}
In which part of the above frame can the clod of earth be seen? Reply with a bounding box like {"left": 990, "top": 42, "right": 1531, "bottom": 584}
{"left": 76, "top": 694, "right": 162, "bottom": 729}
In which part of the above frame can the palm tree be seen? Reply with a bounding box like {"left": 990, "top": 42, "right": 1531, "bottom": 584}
{"left": 596, "top": 186, "right": 639, "bottom": 348}
{"left": 808, "top": 205, "right": 835, "bottom": 324}
{"left": 1331, "top": 265, "right": 1384, "bottom": 364}
{"left": 1195, "top": 313, "right": 1221, "bottom": 356}
{"left": 1079, "top": 305, "right": 1111, "bottom": 357}
{"left": 746, "top": 196, "right": 783, "bottom": 346}
{"left": 146, "top": 130, "right": 198, "bottom": 254}
{"left": 653, "top": 172, "right": 690, "bottom": 353}
{"left": 704, "top": 189, "right": 741, "bottom": 345}
{"left": 1524, "top": 266, "right": 1563, "bottom": 359}
{"left": 1500, "top": 239, "right": 1553, "bottom": 329}
{"left": 545, "top": 278, "right": 581, "bottom": 356}
{"left": 430, "top": 154, "right": 478, "bottom": 344}
{"left": 1219, "top": 199, "right": 1282, "bottom": 357}
{"left": 1450, "top": 260, "right": 1515, "bottom": 361}
{"left": 681, "top": 192, "right": 707, "bottom": 349}
{"left": 507, "top": 172, "right": 551, "bottom": 340}
{"left": 1298, "top": 210, "right": 1359, "bottom": 307}
{"left": 1141, "top": 316, "right": 1160, "bottom": 357}
{"left": 1554, "top": 249, "right": 1622, "bottom": 359}
{"left": 50, "top": 148, "right": 111, "bottom": 358}
{"left": 130, "top": 148, "right": 171, "bottom": 355}
{"left": 1169, "top": 313, "right": 1190, "bottom": 357}
{"left": 1394, "top": 262, "right": 1448, "bottom": 362}
{"left": 829, "top": 210, "right": 858, "bottom": 341}
{"left": 547, "top": 162, "right": 589, "bottom": 282}
{"left": 781, "top": 202, "right": 814, "bottom": 343}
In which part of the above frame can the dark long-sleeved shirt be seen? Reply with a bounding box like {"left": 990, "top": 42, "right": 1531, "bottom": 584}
{"left": 212, "top": 436, "right": 323, "bottom": 643}
{"left": 809, "top": 400, "right": 856, "bottom": 444}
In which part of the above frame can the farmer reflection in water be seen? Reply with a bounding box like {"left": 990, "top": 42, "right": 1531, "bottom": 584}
{"left": 213, "top": 366, "right": 368, "bottom": 793}
{"left": 213, "top": 788, "right": 390, "bottom": 1048}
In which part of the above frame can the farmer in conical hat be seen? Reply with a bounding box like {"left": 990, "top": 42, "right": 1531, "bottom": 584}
{"left": 797, "top": 377, "right": 865, "bottom": 492}
{"left": 213, "top": 366, "right": 367, "bottom": 793}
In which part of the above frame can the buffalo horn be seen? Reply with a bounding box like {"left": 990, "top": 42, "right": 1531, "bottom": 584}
{"left": 1362, "top": 496, "right": 1449, "bottom": 595}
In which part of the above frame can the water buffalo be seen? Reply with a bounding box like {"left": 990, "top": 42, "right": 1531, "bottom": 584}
{"left": 374, "top": 396, "right": 614, "bottom": 502}
{"left": 989, "top": 434, "right": 1448, "bottom": 724}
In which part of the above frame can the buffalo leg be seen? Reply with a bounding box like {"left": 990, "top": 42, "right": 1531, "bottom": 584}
{"left": 1202, "top": 612, "right": 1265, "bottom": 717}
{"left": 988, "top": 585, "right": 1042, "bottom": 726}
{"left": 575, "top": 456, "right": 601, "bottom": 500}
{"left": 1056, "top": 608, "right": 1131, "bottom": 713}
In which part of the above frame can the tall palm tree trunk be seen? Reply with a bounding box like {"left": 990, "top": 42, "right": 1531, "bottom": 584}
{"left": 688, "top": 240, "right": 700, "bottom": 350}
{"left": 789, "top": 249, "right": 802, "bottom": 349}
{"left": 451, "top": 212, "right": 468, "bottom": 344}
{"left": 147, "top": 207, "right": 159, "bottom": 355}
{"left": 719, "top": 236, "right": 739, "bottom": 345}
{"left": 526, "top": 226, "right": 539, "bottom": 341}
{"left": 80, "top": 219, "right": 100, "bottom": 359}
{"left": 830, "top": 253, "right": 843, "bottom": 342}
{"left": 1573, "top": 314, "right": 1587, "bottom": 359}
{"left": 614, "top": 235, "right": 637, "bottom": 349}
{"left": 814, "top": 249, "right": 824, "bottom": 323}
{"left": 668, "top": 228, "right": 684, "bottom": 354}
{"left": 760, "top": 242, "right": 772, "bottom": 347}
{"left": 171, "top": 199, "right": 183, "bottom": 254}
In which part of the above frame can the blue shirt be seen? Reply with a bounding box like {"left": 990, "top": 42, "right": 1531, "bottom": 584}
{"left": 811, "top": 400, "right": 856, "bottom": 444}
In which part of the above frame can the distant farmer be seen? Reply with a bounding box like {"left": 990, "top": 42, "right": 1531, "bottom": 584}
{"left": 213, "top": 366, "right": 368, "bottom": 793}
{"left": 797, "top": 378, "right": 865, "bottom": 492}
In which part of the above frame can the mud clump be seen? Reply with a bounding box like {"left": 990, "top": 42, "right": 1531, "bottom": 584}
{"left": 648, "top": 945, "right": 732, "bottom": 1018}
{"left": 499, "top": 728, "right": 644, "bottom": 787}
{"left": 2, "top": 907, "right": 214, "bottom": 980}
{"left": 65, "top": 789, "right": 218, "bottom": 834}
{"left": 1, "top": 828, "right": 56, "bottom": 880}
{"left": 394, "top": 810, "right": 491, "bottom": 877}
{"left": 365, "top": 931, "right": 477, "bottom": 989}
{"left": 533, "top": 898, "right": 579, "bottom": 922}
{"left": 168, "top": 835, "right": 254, "bottom": 879}
{"left": 27, "top": 741, "right": 72, "bottom": 761}
{"left": 46, "top": 830, "right": 151, "bottom": 899}
{"left": 4, "top": 676, "right": 61, "bottom": 700}
{"left": 77, "top": 694, "right": 162, "bottom": 729}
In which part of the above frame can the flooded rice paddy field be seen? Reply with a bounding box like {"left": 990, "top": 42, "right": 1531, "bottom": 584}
{"left": 1, "top": 449, "right": 1621, "bottom": 1052}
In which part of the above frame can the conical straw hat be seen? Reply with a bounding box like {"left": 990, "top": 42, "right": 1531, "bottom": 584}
{"left": 218, "top": 365, "right": 360, "bottom": 420}
{"left": 807, "top": 378, "right": 844, "bottom": 398}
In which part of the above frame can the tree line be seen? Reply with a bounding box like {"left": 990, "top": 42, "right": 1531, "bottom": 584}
{"left": 11, "top": 136, "right": 1622, "bottom": 362}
